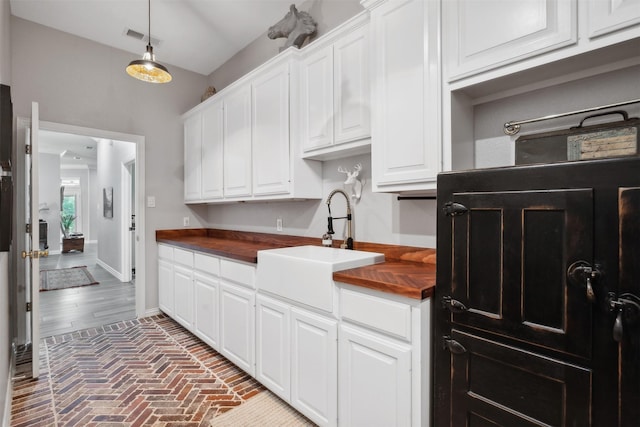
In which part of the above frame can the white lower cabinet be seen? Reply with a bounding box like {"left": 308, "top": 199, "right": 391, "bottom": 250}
{"left": 173, "top": 264, "right": 194, "bottom": 329}
{"left": 220, "top": 282, "right": 255, "bottom": 376}
{"left": 291, "top": 307, "right": 338, "bottom": 427}
{"left": 339, "top": 324, "right": 412, "bottom": 427}
{"left": 158, "top": 257, "right": 174, "bottom": 316}
{"left": 194, "top": 271, "right": 220, "bottom": 350}
{"left": 256, "top": 294, "right": 291, "bottom": 400}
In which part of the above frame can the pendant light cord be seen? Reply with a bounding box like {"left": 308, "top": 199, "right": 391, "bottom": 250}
{"left": 147, "top": 0, "right": 152, "bottom": 49}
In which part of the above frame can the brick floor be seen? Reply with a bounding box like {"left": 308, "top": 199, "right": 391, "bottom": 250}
{"left": 11, "top": 314, "right": 264, "bottom": 427}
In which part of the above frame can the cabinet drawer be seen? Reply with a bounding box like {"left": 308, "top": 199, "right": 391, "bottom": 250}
{"left": 173, "top": 248, "right": 194, "bottom": 268}
{"left": 340, "top": 287, "right": 411, "bottom": 341}
{"left": 158, "top": 244, "right": 173, "bottom": 260}
{"left": 221, "top": 259, "right": 255, "bottom": 288}
{"left": 194, "top": 253, "right": 220, "bottom": 276}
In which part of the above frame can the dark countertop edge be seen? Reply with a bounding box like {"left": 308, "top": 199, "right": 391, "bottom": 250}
{"left": 156, "top": 228, "right": 436, "bottom": 300}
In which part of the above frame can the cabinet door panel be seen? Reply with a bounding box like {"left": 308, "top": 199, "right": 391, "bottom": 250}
{"left": 220, "top": 282, "right": 255, "bottom": 375}
{"left": 588, "top": 0, "right": 640, "bottom": 38}
{"left": 194, "top": 273, "right": 219, "bottom": 350}
{"left": 449, "top": 189, "right": 594, "bottom": 359}
{"left": 291, "top": 308, "right": 337, "bottom": 427}
{"left": 173, "top": 265, "right": 194, "bottom": 330}
{"left": 450, "top": 330, "right": 591, "bottom": 427}
{"left": 443, "top": 0, "right": 576, "bottom": 80}
{"left": 201, "top": 101, "right": 224, "bottom": 200}
{"left": 158, "top": 259, "right": 174, "bottom": 315}
{"left": 223, "top": 86, "right": 252, "bottom": 198}
{"left": 339, "top": 324, "right": 411, "bottom": 427}
{"left": 334, "top": 24, "right": 370, "bottom": 144}
{"left": 184, "top": 113, "right": 202, "bottom": 201}
{"left": 256, "top": 295, "right": 291, "bottom": 400}
{"left": 252, "top": 64, "right": 290, "bottom": 196}
{"left": 300, "top": 46, "right": 334, "bottom": 152}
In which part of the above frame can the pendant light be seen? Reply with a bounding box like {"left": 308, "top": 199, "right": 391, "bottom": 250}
{"left": 126, "top": 0, "right": 172, "bottom": 83}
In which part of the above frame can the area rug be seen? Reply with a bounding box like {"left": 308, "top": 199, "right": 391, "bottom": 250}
{"left": 39, "top": 266, "right": 99, "bottom": 291}
{"left": 210, "top": 390, "right": 316, "bottom": 426}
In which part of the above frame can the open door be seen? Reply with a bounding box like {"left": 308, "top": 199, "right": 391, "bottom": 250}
{"left": 23, "top": 102, "right": 47, "bottom": 378}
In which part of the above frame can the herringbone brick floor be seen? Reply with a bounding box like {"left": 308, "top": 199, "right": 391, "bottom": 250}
{"left": 11, "top": 314, "right": 264, "bottom": 426}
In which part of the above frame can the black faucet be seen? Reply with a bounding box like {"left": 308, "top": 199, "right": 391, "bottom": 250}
{"left": 326, "top": 189, "right": 353, "bottom": 249}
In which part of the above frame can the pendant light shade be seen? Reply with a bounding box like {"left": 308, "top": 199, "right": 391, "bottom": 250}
{"left": 126, "top": 0, "right": 172, "bottom": 83}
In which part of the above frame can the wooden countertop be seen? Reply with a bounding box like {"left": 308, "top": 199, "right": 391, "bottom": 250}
{"left": 156, "top": 228, "right": 436, "bottom": 300}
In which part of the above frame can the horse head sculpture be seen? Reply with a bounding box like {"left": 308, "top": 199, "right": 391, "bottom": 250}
{"left": 268, "top": 4, "right": 317, "bottom": 51}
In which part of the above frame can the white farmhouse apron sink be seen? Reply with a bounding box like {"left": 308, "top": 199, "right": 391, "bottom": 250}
{"left": 256, "top": 245, "right": 384, "bottom": 312}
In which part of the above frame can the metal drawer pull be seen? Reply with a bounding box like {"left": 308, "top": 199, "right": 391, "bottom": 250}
{"left": 442, "top": 296, "right": 468, "bottom": 313}
{"left": 443, "top": 336, "right": 467, "bottom": 354}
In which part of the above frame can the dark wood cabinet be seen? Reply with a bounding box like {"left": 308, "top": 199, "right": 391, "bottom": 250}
{"left": 434, "top": 157, "right": 640, "bottom": 426}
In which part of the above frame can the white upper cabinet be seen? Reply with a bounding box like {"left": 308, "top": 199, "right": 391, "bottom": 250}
{"left": 223, "top": 84, "right": 253, "bottom": 199}
{"left": 443, "top": 0, "right": 577, "bottom": 81}
{"left": 299, "top": 14, "right": 371, "bottom": 161}
{"left": 183, "top": 113, "right": 202, "bottom": 202}
{"left": 588, "top": 0, "right": 640, "bottom": 38}
{"left": 443, "top": 0, "right": 640, "bottom": 83}
{"left": 365, "top": 0, "right": 441, "bottom": 193}
{"left": 201, "top": 101, "right": 224, "bottom": 200}
{"left": 252, "top": 61, "right": 291, "bottom": 197}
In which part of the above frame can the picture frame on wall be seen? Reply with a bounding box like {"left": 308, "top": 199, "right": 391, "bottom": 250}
{"left": 103, "top": 187, "right": 113, "bottom": 218}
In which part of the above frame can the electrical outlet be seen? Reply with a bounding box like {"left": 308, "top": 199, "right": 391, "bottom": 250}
{"left": 183, "top": 216, "right": 190, "bottom": 227}
{"left": 147, "top": 196, "right": 156, "bottom": 208}
{"left": 276, "top": 217, "right": 283, "bottom": 232}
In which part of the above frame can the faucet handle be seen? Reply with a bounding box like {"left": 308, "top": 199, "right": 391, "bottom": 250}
{"left": 322, "top": 233, "right": 333, "bottom": 247}
{"left": 327, "top": 217, "right": 335, "bottom": 234}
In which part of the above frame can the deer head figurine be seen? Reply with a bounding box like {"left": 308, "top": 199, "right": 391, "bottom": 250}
{"left": 338, "top": 163, "right": 363, "bottom": 202}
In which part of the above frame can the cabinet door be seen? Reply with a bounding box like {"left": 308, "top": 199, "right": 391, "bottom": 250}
{"left": 256, "top": 294, "right": 291, "bottom": 400}
{"left": 588, "top": 0, "right": 640, "bottom": 38}
{"left": 183, "top": 113, "right": 202, "bottom": 202}
{"left": 201, "top": 101, "right": 224, "bottom": 200}
{"left": 443, "top": 0, "right": 576, "bottom": 80}
{"left": 158, "top": 258, "right": 174, "bottom": 316}
{"left": 173, "top": 264, "right": 194, "bottom": 330}
{"left": 300, "top": 45, "right": 334, "bottom": 152}
{"left": 370, "top": 0, "right": 441, "bottom": 190}
{"left": 334, "top": 24, "right": 370, "bottom": 144}
{"left": 291, "top": 307, "right": 337, "bottom": 427}
{"left": 194, "top": 272, "right": 219, "bottom": 350}
{"left": 220, "top": 282, "right": 255, "bottom": 375}
{"left": 339, "top": 324, "right": 411, "bottom": 427}
{"left": 252, "top": 63, "right": 291, "bottom": 196}
{"left": 223, "top": 85, "right": 252, "bottom": 198}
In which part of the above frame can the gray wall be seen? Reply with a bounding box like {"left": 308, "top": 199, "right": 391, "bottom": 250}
{"left": 10, "top": 17, "right": 210, "bottom": 314}
{"left": 61, "top": 167, "right": 92, "bottom": 240}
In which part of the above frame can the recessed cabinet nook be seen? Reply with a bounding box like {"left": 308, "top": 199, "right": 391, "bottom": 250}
{"left": 175, "top": 0, "right": 640, "bottom": 425}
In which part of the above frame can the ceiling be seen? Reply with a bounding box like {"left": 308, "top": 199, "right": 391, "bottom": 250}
{"left": 39, "top": 130, "right": 99, "bottom": 169}
{"left": 9, "top": 0, "right": 305, "bottom": 76}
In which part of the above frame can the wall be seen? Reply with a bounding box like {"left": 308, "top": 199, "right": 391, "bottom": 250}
{"left": 209, "top": 0, "right": 364, "bottom": 91}
{"left": 11, "top": 17, "right": 210, "bottom": 314}
{"left": 38, "top": 153, "right": 61, "bottom": 253}
{"left": 89, "top": 168, "right": 98, "bottom": 241}
{"left": 96, "top": 139, "right": 135, "bottom": 276}
{"left": 0, "top": 0, "right": 10, "bottom": 422}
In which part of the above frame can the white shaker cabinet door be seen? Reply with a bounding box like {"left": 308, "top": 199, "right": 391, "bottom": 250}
{"left": 339, "top": 324, "right": 412, "bottom": 427}
{"left": 183, "top": 113, "right": 202, "bottom": 202}
{"left": 201, "top": 101, "right": 224, "bottom": 200}
{"left": 173, "top": 264, "right": 194, "bottom": 330}
{"left": 220, "top": 282, "right": 255, "bottom": 376}
{"left": 252, "top": 62, "right": 291, "bottom": 196}
{"left": 300, "top": 45, "right": 334, "bottom": 152}
{"left": 223, "top": 85, "right": 252, "bottom": 198}
{"left": 158, "top": 258, "right": 174, "bottom": 316}
{"left": 194, "top": 272, "right": 220, "bottom": 351}
{"left": 443, "top": 0, "right": 576, "bottom": 80}
{"left": 256, "top": 294, "right": 291, "bottom": 401}
{"left": 290, "top": 307, "right": 338, "bottom": 427}
{"left": 588, "top": 0, "right": 640, "bottom": 38}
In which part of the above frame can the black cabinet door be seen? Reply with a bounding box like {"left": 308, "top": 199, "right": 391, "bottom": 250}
{"left": 435, "top": 158, "right": 640, "bottom": 427}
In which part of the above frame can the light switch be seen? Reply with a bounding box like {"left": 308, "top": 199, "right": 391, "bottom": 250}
{"left": 147, "top": 196, "right": 156, "bottom": 208}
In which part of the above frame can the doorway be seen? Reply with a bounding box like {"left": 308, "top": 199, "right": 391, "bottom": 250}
{"left": 14, "top": 119, "right": 146, "bottom": 344}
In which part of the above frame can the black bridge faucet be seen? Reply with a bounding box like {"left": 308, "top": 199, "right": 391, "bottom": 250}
{"left": 326, "top": 189, "right": 353, "bottom": 250}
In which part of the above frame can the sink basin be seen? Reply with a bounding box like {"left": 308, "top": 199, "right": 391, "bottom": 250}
{"left": 256, "top": 245, "right": 384, "bottom": 312}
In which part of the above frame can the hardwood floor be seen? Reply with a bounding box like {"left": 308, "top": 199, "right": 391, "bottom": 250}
{"left": 39, "top": 242, "right": 136, "bottom": 337}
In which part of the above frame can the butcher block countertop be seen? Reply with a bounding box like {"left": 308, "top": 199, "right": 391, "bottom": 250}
{"left": 156, "top": 228, "right": 436, "bottom": 300}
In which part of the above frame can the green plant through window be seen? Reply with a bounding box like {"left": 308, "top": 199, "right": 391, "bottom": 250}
{"left": 61, "top": 195, "right": 77, "bottom": 235}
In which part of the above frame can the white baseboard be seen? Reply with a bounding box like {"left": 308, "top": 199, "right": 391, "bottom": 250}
{"left": 145, "top": 308, "right": 162, "bottom": 318}
{"left": 96, "top": 258, "right": 125, "bottom": 282}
